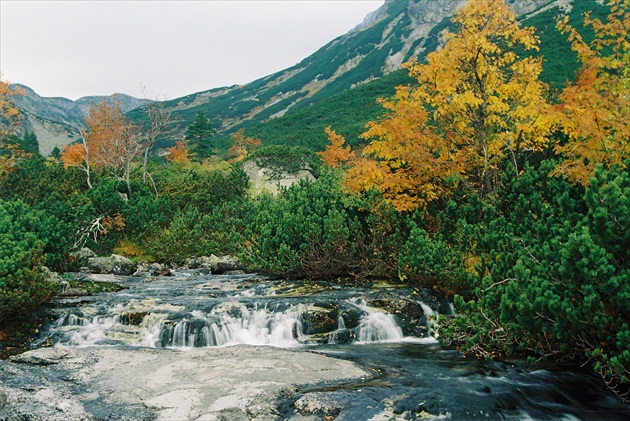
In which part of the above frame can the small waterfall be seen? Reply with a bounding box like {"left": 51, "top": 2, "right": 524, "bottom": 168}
{"left": 159, "top": 306, "right": 305, "bottom": 348}
{"left": 351, "top": 299, "right": 404, "bottom": 343}
{"left": 54, "top": 311, "right": 123, "bottom": 346}
{"left": 420, "top": 302, "right": 439, "bottom": 339}
{"left": 327, "top": 315, "right": 350, "bottom": 344}
{"left": 44, "top": 279, "right": 446, "bottom": 349}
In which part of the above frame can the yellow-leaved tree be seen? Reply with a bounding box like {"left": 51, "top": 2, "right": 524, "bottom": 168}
{"left": 323, "top": 0, "right": 555, "bottom": 210}
{"left": 554, "top": 0, "right": 630, "bottom": 185}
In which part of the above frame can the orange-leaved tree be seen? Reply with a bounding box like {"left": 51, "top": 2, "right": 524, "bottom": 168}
{"left": 325, "top": 0, "right": 555, "bottom": 210}
{"left": 320, "top": 127, "right": 355, "bottom": 168}
{"left": 554, "top": 0, "right": 630, "bottom": 185}
{"left": 166, "top": 140, "right": 191, "bottom": 167}
{"left": 228, "top": 129, "right": 262, "bottom": 163}
{"left": 0, "top": 78, "right": 25, "bottom": 177}
{"left": 62, "top": 98, "right": 141, "bottom": 194}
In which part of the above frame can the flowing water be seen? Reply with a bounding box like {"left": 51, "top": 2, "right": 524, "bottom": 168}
{"left": 28, "top": 270, "right": 630, "bottom": 419}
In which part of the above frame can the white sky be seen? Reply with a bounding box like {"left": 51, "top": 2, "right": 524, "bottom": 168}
{"left": 0, "top": 0, "right": 385, "bottom": 100}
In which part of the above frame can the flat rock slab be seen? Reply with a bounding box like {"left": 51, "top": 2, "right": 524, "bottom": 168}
{"left": 1, "top": 346, "right": 372, "bottom": 420}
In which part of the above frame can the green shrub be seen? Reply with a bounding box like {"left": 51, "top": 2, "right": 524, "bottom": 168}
{"left": 440, "top": 162, "right": 629, "bottom": 394}
{"left": 243, "top": 171, "right": 370, "bottom": 278}
{"left": 0, "top": 199, "right": 60, "bottom": 320}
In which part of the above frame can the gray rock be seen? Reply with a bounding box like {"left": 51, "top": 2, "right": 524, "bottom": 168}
{"left": 294, "top": 392, "right": 344, "bottom": 418}
{"left": 42, "top": 266, "right": 69, "bottom": 294}
{"left": 9, "top": 348, "right": 71, "bottom": 366}
{"left": 70, "top": 247, "right": 97, "bottom": 266}
{"left": 86, "top": 254, "right": 135, "bottom": 276}
{"left": 134, "top": 262, "right": 171, "bottom": 277}
{"left": 185, "top": 254, "right": 243, "bottom": 274}
{"left": 0, "top": 346, "right": 370, "bottom": 420}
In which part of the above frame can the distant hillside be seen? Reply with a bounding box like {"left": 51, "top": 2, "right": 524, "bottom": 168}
{"left": 222, "top": 0, "right": 608, "bottom": 154}
{"left": 10, "top": 84, "right": 144, "bottom": 156}
{"left": 128, "top": 0, "right": 559, "bottom": 149}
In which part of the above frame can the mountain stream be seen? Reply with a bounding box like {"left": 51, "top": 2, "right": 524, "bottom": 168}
{"left": 1, "top": 270, "right": 628, "bottom": 420}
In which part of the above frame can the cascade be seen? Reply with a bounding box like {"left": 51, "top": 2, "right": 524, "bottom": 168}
{"left": 420, "top": 302, "right": 439, "bottom": 339}
{"left": 159, "top": 306, "right": 305, "bottom": 348}
{"left": 44, "top": 276, "right": 444, "bottom": 349}
{"left": 351, "top": 299, "right": 404, "bottom": 343}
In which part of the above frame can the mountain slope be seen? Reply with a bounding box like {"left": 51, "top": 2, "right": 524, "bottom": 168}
{"left": 129, "top": 0, "right": 560, "bottom": 139}
{"left": 238, "top": 0, "right": 608, "bottom": 153}
{"left": 11, "top": 0, "right": 606, "bottom": 157}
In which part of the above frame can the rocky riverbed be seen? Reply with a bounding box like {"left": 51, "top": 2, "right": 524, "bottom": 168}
{"left": 1, "top": 269, "right": 629, "bottom": 420}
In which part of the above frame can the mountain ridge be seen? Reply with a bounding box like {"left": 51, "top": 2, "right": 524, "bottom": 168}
{"left": 9, "top": 84, "right": 145, "bottom": 156}
{"left": 134, "top": 0, "right": 563, "bottom": 136}
{"left": 9, "top": 0, "right": 588, "bottom": 156}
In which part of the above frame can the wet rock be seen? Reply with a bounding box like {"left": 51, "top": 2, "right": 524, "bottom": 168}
{"left": 327, "top": 328, "right": 353, "bottom": 344}
{"left": 303, "top": 306, "right": 339, "bottom": 335}
{"left": 134, "top": 262, "right": 172, "bottom": 277}
{"left": 119, "top": 312, "right": 149, "bottom": 326}
{"left": 42, "top": 266, "right": 70, "bottom": 294}
{"left": 294, "top": 392, "right": 344, "bottom": 418}
{"left": 223, "top": 269, "right": 246, "bottom": 275}
{"left": 61, "top": 286, "right": 90, "bottom": 297}
{"left": 339, "top": 309, "right": 361, "bottom": 329}
{"left": 86, "top": 254, "right": 135, "bottom": 276}
{"left": 367, "top": 298, "right": 430, "bottom": 337}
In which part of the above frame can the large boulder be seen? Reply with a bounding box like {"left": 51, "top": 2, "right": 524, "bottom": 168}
{"left": 243, "top": 161, "right": 316, "bottom": 197}
{"left": 86, "top": 254, "right": 135, "bottom": 276}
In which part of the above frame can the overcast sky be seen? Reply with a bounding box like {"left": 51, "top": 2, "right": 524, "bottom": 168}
{"left": 1, "top": 0, "right": 385, "bottom": 101}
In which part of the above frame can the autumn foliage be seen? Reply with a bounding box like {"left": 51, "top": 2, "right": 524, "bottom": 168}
{"left": 61, "top": 98, "right": 142, "bottom": 192}
{"left": 323, "top": 0, "right": 628, "bottom": 211}
{"left": 0, "top": 79, "right": 25, "bottom": 175}
{"left": 554, "top": 0, "right": 630, "bottom": 184}
{"left": 166, "top": 140, "right": 191, "bottom": 166}
{"left": 322, "top": 0, "right": 555, "bottom": 210}
{"left": 228, "top": 129, "right": 262, "bottom": 163}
